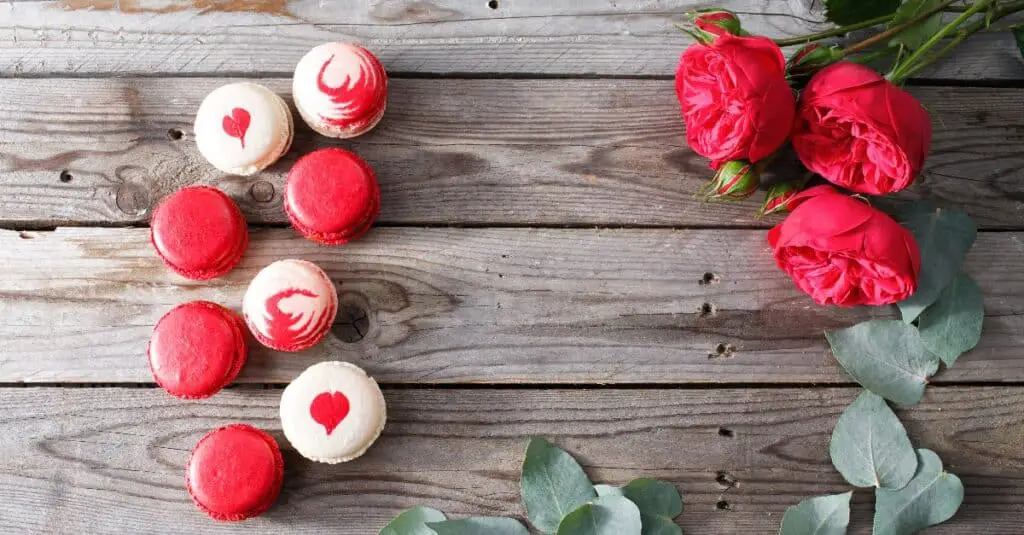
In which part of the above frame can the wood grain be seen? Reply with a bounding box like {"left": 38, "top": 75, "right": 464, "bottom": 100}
{"left": 1, "top": 78, "right": 1023, "bottom": 228}
{"left": 0, "top": 386, "right": 1021, "bottom": 534}
{"left": 1, "top": 226, "right": 1021, "bottom": 384}
{"left": 0, "top": 0, "right": 1020, "bottom": 81}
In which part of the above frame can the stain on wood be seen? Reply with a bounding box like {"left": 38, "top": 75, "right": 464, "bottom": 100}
{"left": 56, "top": 0, "right": 294, "bottom": 17}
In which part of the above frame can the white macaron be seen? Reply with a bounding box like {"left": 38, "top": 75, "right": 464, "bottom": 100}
{"left": 292, "top": 42, "right": 388, "bottom": 138}
{"left": 194, "top": 82, "right": 294, "bottom": 176}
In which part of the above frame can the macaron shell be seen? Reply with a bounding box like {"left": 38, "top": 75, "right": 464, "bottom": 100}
{"left": 280, "top": 361, "right": 387, "bottom": 464}
{"left": 243, "top": 259, "right": 338, "bottom": 352}
{"left": 195, "top": 82, "right": 293, "bottom": 175}
{"left": 284, "top": 148, "right": 380, "bottom": 245}
{"left": 186, "top": 424, "right": 284, "bottom": 521}
{"left": 150, "top": 186, "right": 248, "bottom": 280}
{"left": 293, "top": 42, "right": 387, "bottom": 138}
{"left": 148, "top": 301, "right": 248, "bottom": 399}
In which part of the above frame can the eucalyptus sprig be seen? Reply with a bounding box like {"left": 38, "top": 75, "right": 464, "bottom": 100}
{"left": 380, "top": 437, "right": 684, "bottom": 535}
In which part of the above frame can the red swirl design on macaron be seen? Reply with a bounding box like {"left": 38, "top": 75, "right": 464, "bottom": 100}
{"left": 316, "top": 50, "right": 385, "bottom": 127}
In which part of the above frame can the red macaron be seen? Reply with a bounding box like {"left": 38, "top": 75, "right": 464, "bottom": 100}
{"left": 186, "top": 424, "right": 284, "bottom": 522}
{"left": 283, "top": 148, "right": 380, "bottom": 245}
{"left": 148, "top": 301, "right": 248, "bottom": 399}
{"left": 150, "top": 185, "right": 249, "bottom": 280}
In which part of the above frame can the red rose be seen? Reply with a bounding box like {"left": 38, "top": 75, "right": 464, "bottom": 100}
{"left": 767, "top": 186, "right": 920, "bottom": 307}
{"left": 792, "top": 62, "right": 932, "bottom": 195}
{"left": 675, "top": 33, "right": 795, "bottom": 166}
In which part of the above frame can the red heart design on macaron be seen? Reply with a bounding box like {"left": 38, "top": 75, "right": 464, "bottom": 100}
{"left": 222, "top": 107, "right": 251, "bottom": 149}
{"left": 309, "top": 391, "right": 350, "bottom": 435}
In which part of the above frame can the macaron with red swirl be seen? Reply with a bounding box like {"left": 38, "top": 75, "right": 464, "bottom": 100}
{"left": 242, "top": 259, "right": 338, "bottom": 352}
{"left": 292, "top": 42, "right": 387, "bottom": 138}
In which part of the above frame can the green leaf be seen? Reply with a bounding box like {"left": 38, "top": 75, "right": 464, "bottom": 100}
{"left": 778, "top": 492, "right": 852, "bottom": 535}
{"left": 521, "top": 437, "right": 597, "bottom": 533}
{"left": 824, "top": 0, "right": 900, "bottom": 25}
{"left": 918, "top": 272, "right": 984, "bottom": 367}
{"left": 873, "top": 449, "right": 964, "bottom": 535}
{"left": 1014, "top": 28, "right": 1024, "bottom": 59}
{"left": 892, "top": 202, "right": 977, "bottom": 323}
{"left": 380, "top": 507, "right": 448, "bottom": 535}
{"left": 829, "top": 390, "right": 917, "bottom": 489}
{"left": 427, "top": 517, "right": 529, "bottom": 535}
{"left": 887, "top": 0, "right": 944, "bottom": 50}
{"left": 556, "top": 496, "right": 642, "bottom": 535}
{"left": 825, "top": 320, "right": 940, "bottom": 405}
{"left": 595, "top": 479, "right": 683, "bottom": 535}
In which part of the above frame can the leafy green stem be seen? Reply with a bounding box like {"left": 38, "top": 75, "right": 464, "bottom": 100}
{"left": 887, "top": 0, "right": 996, "bottom": 83}
{"left": 843, "top": 0, "right": 963, "bottom": 55}
{"left": 774, "top": 14, "right": 893, "bottom": 47}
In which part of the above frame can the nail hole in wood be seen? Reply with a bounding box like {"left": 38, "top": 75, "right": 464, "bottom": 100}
{"left": 699, "top": 302, "right": 715, "bottom": 317}
{"left": 59, "top": 170, "right": 73, "bottom": 183}
{"left": 718, "top": 427, "right": 734, "bottom": 438}
{"left": 716, "top": 500, "right": 731, "bottom": 511}
{"left": 700, "top": 272, "right": 720, "bottom": 285}
{"left": 708, "top": 343, "right": 735, "bottom": 359}
{"left": 715, "top": 471, "right": 737, "bottom": 489}
{"left": 488, "top": 0, "right": 498, "bottom": 8}
{"left": 167, "top": 128, "right": 184, "bottom": 141}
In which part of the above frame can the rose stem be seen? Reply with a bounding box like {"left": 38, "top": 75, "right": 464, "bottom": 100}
{"left": 887, "top": 0, "right": 997, "bottom": 82}
{"left": 843, "top": 0, "right": 963, "bottom": 56}
{"left": 774, "top": 14, "right": 893, "bottom": 47}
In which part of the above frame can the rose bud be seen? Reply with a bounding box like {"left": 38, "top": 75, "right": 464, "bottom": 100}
{"left": 791, "top": 62, "right": 932, "bottom": 195}
{"left": 756, "top": 181, "right": 803, "bottom": 217}
{"left": 768, "top": 185, "right": 921, "bottom": 307}
{"left": 786, "top": 44, "right": 844, "bottom": 79}
{"left": 676, "top": 34, "right": 796, "bottom": 165}
{"left": 687, "top": 9, "right": 743, "bottom": 43}
{"left": 700, "top": 160, "right": 760, "bottom": 201}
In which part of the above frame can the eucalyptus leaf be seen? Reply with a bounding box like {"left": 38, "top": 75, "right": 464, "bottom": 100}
{"left": 521, "top": 437, "right": 597, "bottom": 533}
{"left": 887, "top": 0, "right": 944, "bottom": 50}
{"left": 824, "top": 0, "right": 900, "bottom": 25}
{"left": 778, "top": 492, "right": 852, "bottom": 535}
{"left": 830, "top": 390, "right": 917, "bottom": 489}
{"left": 825, "top": 320, "right": 939, "bottom": 405}
{"left": 380, "top": 506, "right": 448, "bottom": 535}
{"left": 873, "top": 449, "right": 964, "bottom": 535}
{"left": 556, "top": 496, "right": 642, "bottom": 535}
{"left": 427, "top": 517, "right": 529, "bottom": 535}
{"left": 892, "top": 202, "right": 977, "bottom": 323}
{"left": 1015, "top": 28, "right": 1024, "bottom": 58}
{"left": 594, "top": 479, "right": 682, "bottom": 535}
{"left": 918, "top": 272, "right": 984, "bottom": 367}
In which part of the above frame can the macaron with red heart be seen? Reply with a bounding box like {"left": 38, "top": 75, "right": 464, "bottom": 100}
{"left": 186, "top": 424, "right": 284, "bottom": 522}
{"left": 150, "top": 185, "right": 248, "bottom": 280}
{"left": 292, "top": 42, "right": 387, "bottom": 138}
{"left": 284, "top": 148, "right": 380, "bottom": 245}
{"left": 148, "top": 301, "right": 248, "bottom": 399}
{"left": 242, "top": 259, "right": 338, "bottom": 352}
{"left": 194, "top": 82, "right": 294, "bottom": 175}
{"left": 279, "top": 361, "right": 387, "bottom": 464}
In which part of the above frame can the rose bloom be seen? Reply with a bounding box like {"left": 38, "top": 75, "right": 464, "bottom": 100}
{"left": 768, "top": 186, "right": 920, "bottom": 307}
{"left": 792, "top": 62, "right": 932, "bottom": 195}
{"left": 675, "top": 33, "right": 795, "bottom": 166}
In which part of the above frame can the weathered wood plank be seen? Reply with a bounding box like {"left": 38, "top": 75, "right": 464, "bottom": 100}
{"left": 1, "top": 227, "right": 1021, "bottom": 384}
{"left": 1, "top": 78, "right": 1023, "bottom": 228}
{"left": 0, "top": 0, "right": 1020, "bottom": 80}
{"left": 0, "top": 386, "right": 1020, "bottom": 533}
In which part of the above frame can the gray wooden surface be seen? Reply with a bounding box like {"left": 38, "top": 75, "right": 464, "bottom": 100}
{"left": 1, "top": 0, "right": 1023, "bottom": 533}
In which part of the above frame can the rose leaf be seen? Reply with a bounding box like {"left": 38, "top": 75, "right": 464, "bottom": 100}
{"left": 830, "top": 390, "right": 917, "bottom": 489}
{"left": 556, "top": 496, "right": 642, "bottom": 535}
{"left": 777, "top": 492, "right": 852, "bottom": 535}
{"left": 873, "top": 449, "right": 964, "bottom": 535}
{"left": 887, "top": 0, "right": 945, "bottom": 50}
{"left": 380, "top": 506, "right": 448, "bottom": 535}
{"left": 595, "top": 479, "right": 682, "bottom": 535}
{"left": 918, "top": 272, "right": 985, "bottom": 367}
{"left": 427, "top": 517, "right": 530, "bottom": 535}
{"left": 521, "top": 437, "right": 597, "bottom": 533}
{"left": 892, "top": 202, "right": 977, "bottom": 323}
{"left": 824, "top": 0, "right": 901, "bottom": 25}
{"left": 825, "top": 320, "right": 939, "bottom": 405}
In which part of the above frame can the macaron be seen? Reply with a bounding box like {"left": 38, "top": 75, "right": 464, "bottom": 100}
{"left": 243, "top": 259, "right": 338, "bottom": 352}
{"left": 284, "top": 148, "right": 380, "bottom": 245}
{"left": 148, "top": 301, "right": 248, "bottom": 399}
{"left": 186, "top": 424, "right": 284, "bottom": 522}
{"left": 292, "top": 42, "right": 387, "bottom": 138}
{"left": 194, "top": 82, "right": 294, "bottom": 176}
{"left": 280, "top": 361, "right": 387, "bottom": 464}
{"left": 150, "top": 185, "right": 248, "bottom": 280}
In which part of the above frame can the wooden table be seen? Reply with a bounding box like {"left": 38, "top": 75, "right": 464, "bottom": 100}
{"left": 1, "top": 1, "right": 1022, "bottom": 533}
